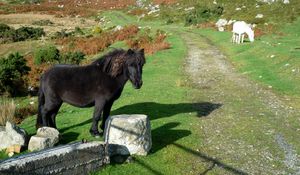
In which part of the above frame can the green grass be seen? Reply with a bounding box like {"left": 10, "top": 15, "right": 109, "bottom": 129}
{"left": 191, "top": 18, "right": 300, "bottom": 98}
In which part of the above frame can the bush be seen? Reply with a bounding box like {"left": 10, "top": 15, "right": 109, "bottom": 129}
{"left": 92, "top": 26, "right": 103, "bottom": 34}
{"left": 0, "top": 99, "right": 15, "bottom": 126}
{"left": 32, "top": 19, "right": 54, "bottom": 26}
{"left": 34, "top": 45, "right": 60, "bottom": 65}
{"left": 5, "top": 0, "right": 42, "bottom": 4}
{"left": 0, "top": 52, "right": 31, "bottom": 96}
{"left": 74, "top": 27, "right": 84, "bottom": 35}
{"left": 60, "top": 51, "right": 85, "bottom": 65}
{"left": 52, "top": 29, "right": 74, "bottom": 39}
{"left": 15, "top": 26, "right": 45, "bottom": 41}
{"left": 185, "top": 5, "right": 223, "bottom": 26}
{"left": 0, "top": 24, "right": 45, "bottom": 43}
{"left": 0, "top": 23, "right": 16, "bottom": 43}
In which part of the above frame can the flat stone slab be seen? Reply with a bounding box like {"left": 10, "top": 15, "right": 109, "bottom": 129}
{"left": 0, "top": 141, "right": 109, "bottom": 175}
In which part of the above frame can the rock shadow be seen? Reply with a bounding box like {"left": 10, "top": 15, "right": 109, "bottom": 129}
{"left": 151, "top": 122, "right": 191, "bottom": 153}
{"left": 59, "top": 132, "right": 80, "bottom": 144}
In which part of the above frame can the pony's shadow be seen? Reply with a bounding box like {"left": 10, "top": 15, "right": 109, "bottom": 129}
{"left": 60, "top": 102, "right": 222, "bottom": 132}
{"left": 110, "top": 102, "right": 222, "bottom": 120}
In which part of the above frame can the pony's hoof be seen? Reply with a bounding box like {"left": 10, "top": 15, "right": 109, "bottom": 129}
{"left": 90, "top": 130, "right": 102, "bottom": 138}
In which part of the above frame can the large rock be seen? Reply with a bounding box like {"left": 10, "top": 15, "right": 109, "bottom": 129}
{"left": 28, "top": 136, "right": 52, "bottom": 152}
{"left": 0, "top": 122, "right": 27, "bottom": 151}
{"left": 216, "top": 19, "right": 228, "bottom": 27}
{"left": 36, "top": 127, "right": 60, "bottom": 145}
{"left": 28, "top": 127, "right": 60, "bottom": 151}
{"left": 104, "top": 114, "right": 152, "bottom": 156}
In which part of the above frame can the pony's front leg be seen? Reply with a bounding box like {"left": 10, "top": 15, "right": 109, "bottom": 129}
{"left": 90, "top": 99, "right": 105, "bottom": 137}
{"left": 100, "top": 100, "right": 114, "bottom": 130}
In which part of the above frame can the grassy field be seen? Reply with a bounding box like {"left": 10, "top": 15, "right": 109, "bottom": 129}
{"left": 192, "top": 18, "right": 300, "bottom": 103}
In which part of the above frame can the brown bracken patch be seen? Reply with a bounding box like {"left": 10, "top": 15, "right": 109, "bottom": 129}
{"left": 25, "top": 54, "right": 50, "bottom": 88}
{"left": 56, "top": 25, "right": 140, "bottom": 55}
{"left": 126, "top": 30, "right": 171, "bottom": 54}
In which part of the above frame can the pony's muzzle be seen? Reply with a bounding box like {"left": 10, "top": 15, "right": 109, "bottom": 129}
{"left": 134, "top": 80, "right": 143, "bottom": 89}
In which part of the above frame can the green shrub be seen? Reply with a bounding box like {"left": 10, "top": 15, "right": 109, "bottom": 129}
{"left": 34, "top": 45, "right": 60, "bottom": 65}
{"left": 32, "top": 19, "right": 54, "bottom": 26}
{"left": 0, "top": 23, "right": 16, "bottom": 43}
{"left": 52, "top": 29, "right": 73, "bottom": 39}
{"left": 0, "top": 52, "right": 30, "bottom": 96}
{"left": 5, "top": 0, "right": 42, "bottom": 4}
{"left": 0, "top": 24, "right": 45, "bottom": 43}
{"left": 184, "top": 5, "right": 223, "bottom": 26}
{"left": 74, "top": 27, "right": 84, "bottom": 35}
{"left": 60, "top": 51, "right": 85, "bottom": 65}
{"left": 15, "top": 27, "right": 45, "bottom": 41}
{"left": 92, "top": 26, "right": 103, "bottom": 34}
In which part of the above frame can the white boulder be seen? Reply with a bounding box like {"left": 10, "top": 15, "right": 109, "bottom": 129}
{"left": 216, "top": 19, "right": 228, "bottom": 27}
{"left": 36, "top": 127, "right": 60, "bottom": 145}
{"left": 104, "top": 114, "right": 152, "bottom": 156}
{"left": 215, "top": 19, "right": 228, "bottom": 31}
{"left": 28, "top": 127, "right": 60, "bottom": 151}
{"left": 28, "top": 136, "right": 51, "bottom": 151}
{"left": 0, "top": 122, "right": 27, "bottom": 151}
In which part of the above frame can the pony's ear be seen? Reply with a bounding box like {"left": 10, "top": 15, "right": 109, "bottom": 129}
{"left": 127, "top": 49, "right": 134, "bottom": 54}
{"left": 140, "top": 48, "right": 144, "bottom": 54}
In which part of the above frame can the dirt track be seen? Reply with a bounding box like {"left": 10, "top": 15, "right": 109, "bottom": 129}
{"left": 182, "top": 30, "right": 300, "bottom": 175}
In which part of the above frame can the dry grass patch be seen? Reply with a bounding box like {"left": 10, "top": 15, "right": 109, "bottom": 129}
{"left": 0, "top": 99, "right": 15, "bottom": 126}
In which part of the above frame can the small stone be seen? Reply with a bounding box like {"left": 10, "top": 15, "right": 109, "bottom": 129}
{"left": 14, "top": 145, "right": 21, "bottom": 153}
{"left": 6, "top": 146, "right": 15, "bottom": 154}
{"left": 8, "top": 152, "right": 14, "bottom": 157}
{"left": 255, "top": 14, "right": 264, "bottom": 19}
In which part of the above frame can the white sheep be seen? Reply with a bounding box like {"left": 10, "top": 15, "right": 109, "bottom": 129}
{"left": 232, "top": 21, "right": 254, "bottom": 44}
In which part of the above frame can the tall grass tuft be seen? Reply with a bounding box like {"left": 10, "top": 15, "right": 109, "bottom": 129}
{"left": 0, "top": 99, "right": 16, "bottom": 126}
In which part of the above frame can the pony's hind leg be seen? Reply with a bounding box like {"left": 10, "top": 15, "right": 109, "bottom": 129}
{"left": 42, "top": 95, "right": 62, "bottom": 128}
{"left": 49, "top": 102, "right": 62, "bottom": 128}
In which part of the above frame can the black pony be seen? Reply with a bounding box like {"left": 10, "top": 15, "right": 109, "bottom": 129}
{"left": 36, "top": 48, "right": 145, "bottom": 137}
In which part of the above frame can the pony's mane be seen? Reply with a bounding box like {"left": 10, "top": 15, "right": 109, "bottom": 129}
{"left": 92, "top": 49, "right": 145, "bottom": 77}
{"left": 92, "top": 49, "right": 126, "bottom": 77}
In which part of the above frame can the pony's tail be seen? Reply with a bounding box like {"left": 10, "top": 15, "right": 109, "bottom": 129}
{"left": 36, "top": 78, "right": 45, "bottom": 130}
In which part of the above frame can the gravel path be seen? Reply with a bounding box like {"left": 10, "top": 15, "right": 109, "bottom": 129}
{"left": 181, "top": 30, "right": 300, "bottom": 175}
